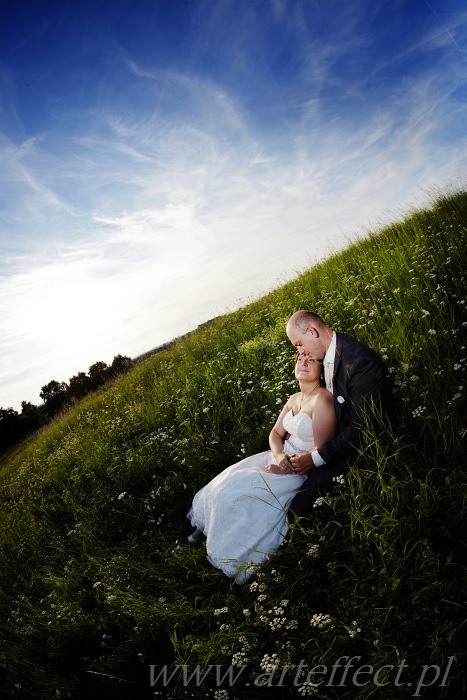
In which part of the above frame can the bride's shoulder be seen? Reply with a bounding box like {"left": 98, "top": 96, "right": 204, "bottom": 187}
{"left": 284, "top": 391, "right": 300, "bottom": 414}
{"left": 315, "top": 387, "right": 333, "bottom": 405}
{"left": 288, "top": 391, "right": 301, "bottom": 405}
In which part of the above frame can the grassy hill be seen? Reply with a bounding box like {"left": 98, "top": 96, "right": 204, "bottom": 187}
{"left": 0, "top": 190, "right": 466, "bottom": 699}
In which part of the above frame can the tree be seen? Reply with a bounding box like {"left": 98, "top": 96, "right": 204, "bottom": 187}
{"left": 68, "top": 372, "right": 93, "bottom": 400}
{"left": 88, "top": 361, "right": 110, "bottom": 390}
{"left": 0, "top": 407, "right": 22, "bottom": 451}
{"left": 20, "top": 401, "right": 46, "bottom": 434}
{"left": 109, "top": 354, "right": 134, "bottom": 377}
{"left": 40, "top": 380, "right": 69, "bottom": 417}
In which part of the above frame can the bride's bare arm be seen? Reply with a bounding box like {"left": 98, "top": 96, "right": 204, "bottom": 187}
{"left": 265, "top": 398, "right": 298, "bottom": 474}
{"left": 289, "top": 391, "right": 337, "bottom": 474}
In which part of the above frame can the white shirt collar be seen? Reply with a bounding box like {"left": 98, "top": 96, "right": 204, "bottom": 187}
{"left": 323, "top": 331, "right": 336, "bottom": 364}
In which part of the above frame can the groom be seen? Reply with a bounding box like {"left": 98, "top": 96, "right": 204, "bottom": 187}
{"left": 285, "top": 310, "right": 394, "bottom": 517}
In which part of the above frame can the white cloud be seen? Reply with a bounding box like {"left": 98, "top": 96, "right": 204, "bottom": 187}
{"left": 1, "top": 3, "right": 466, "bottom": 409}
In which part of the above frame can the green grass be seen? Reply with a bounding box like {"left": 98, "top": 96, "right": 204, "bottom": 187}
{"left": 0, "top": 189, "right": 466, "bottom": 699}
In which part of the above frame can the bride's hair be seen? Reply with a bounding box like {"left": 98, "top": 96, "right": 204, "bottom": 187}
{"left": 293, "top": 352, "right": 325, "bottom": 386}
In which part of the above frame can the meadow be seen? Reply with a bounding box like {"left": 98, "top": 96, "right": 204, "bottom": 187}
{"left": 0, "top": 190, "right": 465, "bottom": 699}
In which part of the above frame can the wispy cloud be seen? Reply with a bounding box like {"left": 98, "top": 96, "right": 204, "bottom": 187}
{"left": 0, "top": 0, "right": 466, "bottom": 409}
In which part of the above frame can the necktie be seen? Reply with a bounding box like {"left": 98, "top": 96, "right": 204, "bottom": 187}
{"left": 323, "top": 361, "right": 332, "bottom": 392}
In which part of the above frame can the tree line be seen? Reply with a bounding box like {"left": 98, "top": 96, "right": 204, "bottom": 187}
{"left": 0, "top": 355, "right": 134, "bottom": 454}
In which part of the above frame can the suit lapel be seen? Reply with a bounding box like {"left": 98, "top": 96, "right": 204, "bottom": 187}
{"left": 333, "top": 332, "right": 344, "bottom": 385}
{"left": 332, "top": 333, "right": 345, "bottom": 423}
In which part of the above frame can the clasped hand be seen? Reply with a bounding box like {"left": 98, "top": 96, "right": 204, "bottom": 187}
{"left": 264, "top": 451, "right": 314, "bottom": 475}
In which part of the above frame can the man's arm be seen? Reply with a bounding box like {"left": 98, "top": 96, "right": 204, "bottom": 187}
{"left": 316, "top": 355, "right": 387, "bottom": 467}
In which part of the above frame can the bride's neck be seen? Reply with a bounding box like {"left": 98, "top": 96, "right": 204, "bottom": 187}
{"left": 299, "top": 380, "right": 320, "bottom": 393}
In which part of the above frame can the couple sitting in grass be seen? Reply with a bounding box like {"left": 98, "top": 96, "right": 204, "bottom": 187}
{"left": 187, "top": 310, "right": 394, "bottom": 583}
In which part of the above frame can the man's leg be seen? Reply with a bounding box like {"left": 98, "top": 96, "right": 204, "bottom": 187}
{"left": 289, "top": 463, "right": 348, "bottom": 518}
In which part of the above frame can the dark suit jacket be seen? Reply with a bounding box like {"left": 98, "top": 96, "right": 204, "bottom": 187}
{"left": 317, "top": 332, "right": 393, "bottom": 467}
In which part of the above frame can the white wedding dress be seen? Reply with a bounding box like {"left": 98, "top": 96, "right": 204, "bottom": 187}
{"left": 187, "top": 410, "right": 313, "bottom": 583}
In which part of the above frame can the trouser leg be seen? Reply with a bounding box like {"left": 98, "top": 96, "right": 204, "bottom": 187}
{"left": 289, "top": 463, "right": 348, "bottom": 518}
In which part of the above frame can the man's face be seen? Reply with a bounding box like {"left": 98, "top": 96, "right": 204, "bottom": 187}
{"left": 286, "top": 323, "right": 323, "bottom": 359}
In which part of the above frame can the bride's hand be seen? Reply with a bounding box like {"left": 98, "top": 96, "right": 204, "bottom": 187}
{"left": 265, "top": 453, "right": 294, "bottom": 474}
{"left": 264, "top": 463, "right": 284, "bottom": 474}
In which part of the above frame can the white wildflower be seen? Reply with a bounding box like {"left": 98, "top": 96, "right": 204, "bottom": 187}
{"left": 298, "top": 681, "right": 320, "bottom": 696}
{"left": 306, "top": 544, "right": 319, "bottom": 557}
{"left": 260, "top": 653, "right": 280, "bottom": 673}
{"left": 214, "top": 690, "right": 229, "bottom": 700}
{"left": 214, "top": 607, "right": 228, "bottom": 616}
{"left": 310, "top": 613, "right": 333, "bottom": 629}
{"left": 348, "top": 620, "right": 362, "bottom": 638}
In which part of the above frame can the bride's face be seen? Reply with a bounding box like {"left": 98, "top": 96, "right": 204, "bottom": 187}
{"left": 295, "top": 353, "right": 322, "bottom": 382}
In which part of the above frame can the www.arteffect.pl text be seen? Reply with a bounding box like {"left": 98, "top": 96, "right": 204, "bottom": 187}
{"left": 150, "top": 655, "right": 454, "bottom": 697}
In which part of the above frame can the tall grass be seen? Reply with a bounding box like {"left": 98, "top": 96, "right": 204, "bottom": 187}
{"left": 0, "top": 190, "right": 466, "bottom": 699}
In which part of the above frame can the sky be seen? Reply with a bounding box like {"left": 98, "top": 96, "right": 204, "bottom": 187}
{"left": 1, "top": 0, "right": 466, "bottom": 411}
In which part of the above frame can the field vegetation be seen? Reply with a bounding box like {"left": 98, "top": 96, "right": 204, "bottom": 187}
{"left": 0, "top": 190, "right": 466, "bottom": 699}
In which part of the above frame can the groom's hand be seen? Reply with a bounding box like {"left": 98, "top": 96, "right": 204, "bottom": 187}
{"left": 289, "top": 452, "right": 314, "bottom": 474}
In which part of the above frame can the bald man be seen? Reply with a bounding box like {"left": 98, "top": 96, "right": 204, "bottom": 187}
{"left": 285, "top": 310, "right": 394, "bottom": 517}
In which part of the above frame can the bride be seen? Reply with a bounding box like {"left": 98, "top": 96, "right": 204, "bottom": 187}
{"left": 187, "top": 353, "right": 336, "bottom": 583}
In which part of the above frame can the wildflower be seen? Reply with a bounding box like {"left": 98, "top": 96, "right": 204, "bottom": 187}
{"left": 214, "top": 691, "right": 229, "bottom": 700}
{"left": 310, "top": 613, "right": 333, "bottom": 629}
{"left": 260, "top": 653, "right": 280, "bottom": 672}
{"left": 271, "top": 606, "right": 285, "bottom": 616}
{"left": 243, "top": 608, "right": 251, "bottom": 616}
{"left": 412, "top": 406, "right": 425, "bottom": 418}
{"left": 332, "top": 474, "right": 345, "bottom": 484}
{"left": 306, "top": 544, "right": 319, "bottom": 557}
{"left": 269, "top": 617, "right": 286, "bottom": 630}
{"left": 232, "top": 651, "right": 248, "bottom": 666}
{"left": 313, "top": 497, "right": 324, "bottom": 508}
{"left": 214, "top": 607, "right": 228, "bottom": 616}
{"left": 348, "top": 620, "right": 362, "bottom": 638}
{"left": 428, "top": 329, "right": 437, "bottom": 335}
{"left": 118, "top": 492, "right": 127, "bottom": 500}
{"left": 298, "top": 681, "right": 320, "bottom": 696}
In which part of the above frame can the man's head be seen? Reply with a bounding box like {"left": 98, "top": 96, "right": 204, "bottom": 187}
{"left": 286, "top": 310, "right": 332, "bottom": 359}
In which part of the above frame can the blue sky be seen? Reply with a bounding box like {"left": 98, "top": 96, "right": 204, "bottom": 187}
{"left": 1, "top": 0, "right": 466, "bottom": 410}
